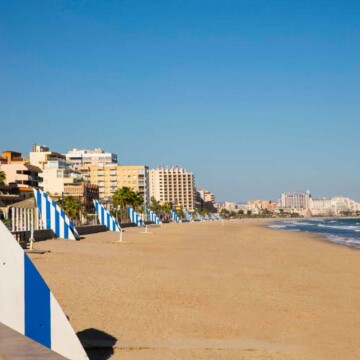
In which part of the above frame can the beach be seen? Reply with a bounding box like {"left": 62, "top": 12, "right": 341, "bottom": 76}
{"left": 29, "top": 220, "right": 360, "bottom": 360}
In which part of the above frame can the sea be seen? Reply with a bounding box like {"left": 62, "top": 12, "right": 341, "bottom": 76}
{"left": 269, "top": 218, "right": 360, "bottom": 249}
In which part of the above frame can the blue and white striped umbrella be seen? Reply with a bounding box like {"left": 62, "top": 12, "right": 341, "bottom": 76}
{"left": 33, "top": 189, "right": 80, "bottom": 240}
{"left": 0, "top": 221, "right": 88, "bottom": 359}
{"left": 128, "top": 207, "right": 144, "bottom": 226}
{"left": 171, "top": 210, "right": 181, "bottom": 223}
{"left": 93, "top": 200, "right": 121, "bottom": 232}
{"left": 148, "top": 210, "right": 161, "bottom": 225}
{"left": 184, "top": 209, "right": 194, "bottom": 222}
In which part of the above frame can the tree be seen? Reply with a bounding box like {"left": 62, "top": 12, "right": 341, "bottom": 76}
{"left": 0, "top": 171, "right": 6, "bottom": 184}
{"left": 220, "top": 209, "right": 230, "bottom": 217}
{"left": 148, "top": 197, "right": 161, "bottom": 213}
{"left": 58, "top": 196, "right": 83, "bottom": 221}
{"left": 112, "top": 187, "right": 144, "bottom": 222}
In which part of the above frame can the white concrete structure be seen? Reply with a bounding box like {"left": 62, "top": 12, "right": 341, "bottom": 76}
{"left": 150, "top": 166, "right": 195, "bottom": 211}
{"left": 65, "top": 148, "right": 118, "bottom": 167}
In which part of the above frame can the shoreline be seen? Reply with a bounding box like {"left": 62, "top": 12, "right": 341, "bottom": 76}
{"left": 29, "top": 220, "right": 360, "bottom": 359}
{"left": 267, "top": 217, "right": 360, "bottom": 250}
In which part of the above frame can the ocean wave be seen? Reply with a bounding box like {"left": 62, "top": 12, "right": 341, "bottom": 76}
{"left": 318, "top": 224, "right": 360, "bottom": 231}
{"left": 269, "top": 224, "right": 288, "bottom": 229}
{"left": 325, "top": 234, "right": 360, "bottom": 248}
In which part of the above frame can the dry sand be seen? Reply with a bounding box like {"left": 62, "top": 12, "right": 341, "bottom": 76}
{"left": 29, "top": 220, "right": 360, "bottom": 360}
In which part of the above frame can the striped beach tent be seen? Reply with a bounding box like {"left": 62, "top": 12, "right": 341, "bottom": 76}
{"left": 0, "top": 220, "right": 88, "bottom": 359}
{"left": 33, "top": 189, "right": 80, "bottom": 240}
{"left": 93, "top": 200, "right": 121, "bottom": 232}
{"left": 128, "top": 207, "right": 144, "bottom": 226}
{"left": 195, "top": 212, "right": 204, "bottom": 221}
{"left": 171, "top": 210, "right": 181, "bottom": 223}
{"left": 210, "top": 214, "right": 217, "bottom": 221}
{"left": 184, "top": 209, "right": 194, "bottom": 222}
{"left": 148, "top": 210, "right": 161, "bottom": 225}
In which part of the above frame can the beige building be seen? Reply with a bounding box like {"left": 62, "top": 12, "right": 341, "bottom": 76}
{"left": 0, "top": 163, "right": 42, "bottom": 194}
{"left": 197, "top": 189, "right": 216, "bottom": 212}
{"left": 29, "top": 145, "right": 82, "bottom": 195}
{"left": 247, "top": 200, "right": 277, "bottom": 213}
{"left": 77, "top": 164, "right": 149, "bottom": 202}
{"left": 150, "top": 166, "right": 195, "bottom": 211}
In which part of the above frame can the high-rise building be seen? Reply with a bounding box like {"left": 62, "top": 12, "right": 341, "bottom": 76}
{"left": 150, "top": 166, "right": 195, "bottom": 211}
{"left": 65, "top": 148, "right": 118, "bottom": 167}
{"left": 279, "top": 191, "right": 311, "bottom": 209}
{"left": 77, "top": 164, "right": 149, "bottom": 202}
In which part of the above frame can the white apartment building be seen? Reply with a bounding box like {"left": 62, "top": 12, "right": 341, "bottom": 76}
{"left": 150, "top": 166, "right": 195, "bottom": 211}
{"left": 310, "top": 198, "right": 333, "bottom": 216}
{"left": 279, "top": 191, "right": 312, "bottom": 209}
{"left": 65, "top": 148, "right": 118, "bottom": 167}
{"left": 303, "top": 196, "right": 360, "bottom": 216}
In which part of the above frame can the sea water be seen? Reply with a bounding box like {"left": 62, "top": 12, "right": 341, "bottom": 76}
{"left": 269, "top": 218, "right": 360, "bottom": 249}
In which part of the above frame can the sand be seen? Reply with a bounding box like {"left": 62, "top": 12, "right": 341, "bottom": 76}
{"left": 29, "top": 220, "right": 360, "bottom": 360}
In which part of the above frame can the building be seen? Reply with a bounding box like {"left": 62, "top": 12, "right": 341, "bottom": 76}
{"left": 309, "top": 198, "right": 333, "bottom": 216}
{"left": 220, "top": 202, "right": 248, "bottom": 212}
{"left": 279, "top": 191, "right": 312, "bottom": 210}
{"left": 150, "top": 166, "right": 195, "bottom": 211}
{"left": 0, "top": 163, "right": 42, "bottom": 197}
{"left": 1, "top": 151, "right": 29, "bottom": 164}
{"left": 77, "top": 164, "right": 149, "bottom": 203}
{"left": 65, "top": 148, "right": 118, "bottom": 167}
{"left": 247, "top": 200, "right": 277, "bottom": 213}
{"left": 51, "top": 182, "right": 99, "bottom": 213}
{"left": 196, "top": 189, "right": 216, "bottom": 212}
{"left": 29, "top": 145, "right": 82, "bottom": 195}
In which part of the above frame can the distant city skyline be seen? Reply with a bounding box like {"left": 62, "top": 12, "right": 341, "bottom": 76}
{"left": 1, "top": 1, "right": 359, "bottom": 202}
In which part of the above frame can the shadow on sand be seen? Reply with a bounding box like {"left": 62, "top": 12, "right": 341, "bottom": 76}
{"left": 77, "top": 328, "right": 117, "bottom": 360}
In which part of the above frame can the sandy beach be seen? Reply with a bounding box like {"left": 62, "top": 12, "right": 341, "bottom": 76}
{"left": 29, "top": 220, "right": 360, "bottom": 360}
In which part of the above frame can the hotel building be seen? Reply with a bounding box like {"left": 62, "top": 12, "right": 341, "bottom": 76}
{"left": 150, "top": 166, "right": 195, "bottom": 211}
{"left": 279, "top": 191, "right": 312, "bottom": 210}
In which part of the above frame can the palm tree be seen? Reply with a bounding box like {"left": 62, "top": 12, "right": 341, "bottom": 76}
{"left": 58, "top": 196, "right": 83, "bottom": 222}
{"left": 130, "top": 191, "right": 144, "bottom": 212}
{"left": 0, "top": 171, "right": 6, "bottom": 185}
{"left": 148, "top": 196, "right": 161, "bottom": 213}
{"left": 112, "top": 187, "right": 144, "bottom": 222}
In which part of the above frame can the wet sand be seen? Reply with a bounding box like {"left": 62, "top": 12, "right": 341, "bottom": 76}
{"left": 29, "top": 220, "right": 360, "bottom": 359}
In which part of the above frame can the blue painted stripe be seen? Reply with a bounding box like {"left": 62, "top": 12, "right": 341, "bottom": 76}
{"left": 46, "top": 196, "right": 51, "bottom": 229}
{"left": 55, "top": 208, "right": 60, "bottom": 237}
{"left": 64, "top": 216, "right": 69, "bottom": 238}
{"left": 24, "top": 254, "right": 51, "bottom": 349}
{"left": 36, "top": 190, "right": 42, "bottom": 215}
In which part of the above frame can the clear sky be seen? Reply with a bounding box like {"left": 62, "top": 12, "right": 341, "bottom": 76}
{"left": 1, "top": 0, "right": 359, "bottom": 202}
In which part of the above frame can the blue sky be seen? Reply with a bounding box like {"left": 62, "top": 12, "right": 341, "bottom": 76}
{"left": 1, "top": 0, "right": 359, "bottom": 202}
